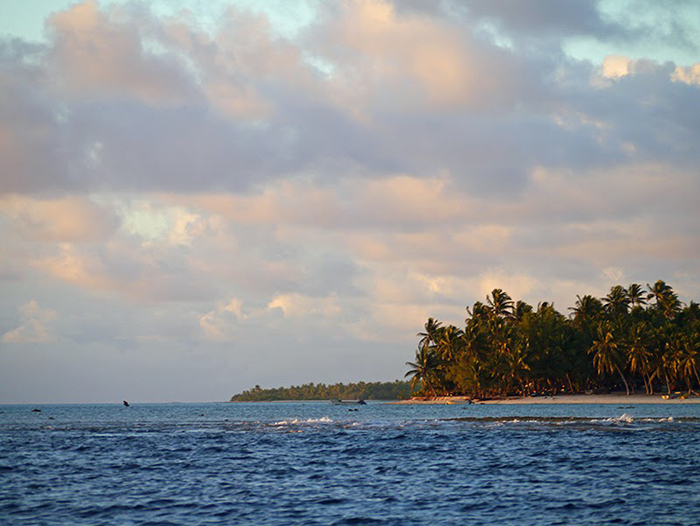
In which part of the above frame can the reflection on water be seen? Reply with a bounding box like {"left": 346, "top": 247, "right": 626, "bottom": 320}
{"left": 1, "top": 402, "right": 700, "bottom": 525}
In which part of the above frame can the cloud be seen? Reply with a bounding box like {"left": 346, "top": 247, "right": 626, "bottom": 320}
{"left": 268, "top": 292, "right": 341, "bottom": 320}
{"left": 30, "top": 238, "right": 217, "bottom": 303}
{"left": 0, "top": 2, "right": 326, "bottom": 195}
{"left": 601, "top": 55, "right": 633, "bottom": 79}
{"left": 0, "top": 0, "right": 693, "bottom": 200}
{"left": 45, "top": 1, "right": 197, "bottom": 105}
{"left": 160, "top": 5, "right": 318, "bottom": 120}
{"left": 198, "top": 292, "right": 347, "bottom": 344}
{"left": 672, "top": 63, "right": 700, "bottom": 85}
{"left": 2, "top": 300, "right": 56, "bottom": 343}
{"left": 477, "top": 270, "right": 542, "bottom": 302}
{"left": 1, "top": 0, "right": 699, "bottom": 402}
{"left": 199, "top": 298, "right": 247, "bottom": 341}
{"left": 189, "top": 181, "right": 341, "bottom": 227}
{"left": 188, "top": 174, "right": 466, "bottom": 229}
{"left": 0, "top": 195, "right": 119, "bottom": 242}
{"left": 461, "top": 0, "right": 622, "bottom": 38}
{"left": 312, "top": 0, "right": 533, "bottom": 111}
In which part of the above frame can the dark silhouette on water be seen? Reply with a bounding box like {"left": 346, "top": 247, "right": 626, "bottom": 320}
{"left": 123, "top": 401, "right": 130, "bottom": 407}
{"left": 331, "top": 399, "right": 367, "bottom": 406}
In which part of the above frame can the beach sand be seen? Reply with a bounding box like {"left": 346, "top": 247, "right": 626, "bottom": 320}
{"left": 390, "top": 393, "right": 700, "bottom": 405}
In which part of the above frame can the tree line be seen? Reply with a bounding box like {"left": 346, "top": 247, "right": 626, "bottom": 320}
{"left": 405, "top": 280, "right": 700, "bottom": 398}
{"left": 230, "top": 380, "right": 412, "bottom": 401}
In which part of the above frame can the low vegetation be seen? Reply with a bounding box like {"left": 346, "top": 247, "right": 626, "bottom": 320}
{"left": 230, "top": 381, "right": 412, "bottom": 401}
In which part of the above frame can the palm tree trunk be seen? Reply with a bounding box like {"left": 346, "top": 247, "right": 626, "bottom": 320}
{"left": 692, "top": 363, "right": 700, "bottom": 390}
{"left": 685, "top": 376, "right": 697, "bottom": 396}
{"left": 648, "top": 371, "right": 657, "bottom": 394}
{"left": 615, "top": 365, "right": 630, "bottom": 395}
{"left": 424, "top": 377, "right": 437, "bottom": 398}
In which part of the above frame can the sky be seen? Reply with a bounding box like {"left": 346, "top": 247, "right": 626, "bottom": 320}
{"left": 1, "top": 0, "right": 699, "bottom": 403}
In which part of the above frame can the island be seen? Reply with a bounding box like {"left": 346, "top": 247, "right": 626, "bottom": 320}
{"left": 231, "top": 280, "right": 700, "bottom": 404}
{"left": 230, "top": 380, "right": 412, "bottom": 402}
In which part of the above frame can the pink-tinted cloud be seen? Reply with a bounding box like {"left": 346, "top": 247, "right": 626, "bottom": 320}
{"left": 2, "top": 300, "right": 56, "bottom": 343}
{"left": 46, "top": 1, "right": 196, "bottom": 105}
{"left": 0, "top": 195, "right": 119, "bottom": 242}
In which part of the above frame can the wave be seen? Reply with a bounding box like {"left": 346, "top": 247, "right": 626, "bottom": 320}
{"left": 595, "top": 414, "right": 671, "bottom": 425}
{"left": 598, "top": 413, "right": 635, "bottom": 424}
{"left": 6, "top": 414, "right": 696, "bottom": 435}
{"left": 256, "top": 414, "right": 692, "bottom": 433}
{"left": 271, "top": 417, "right": 334, "bottom": 426}
{"left": 398, "top": 414, "right": 700, "bottom": 433}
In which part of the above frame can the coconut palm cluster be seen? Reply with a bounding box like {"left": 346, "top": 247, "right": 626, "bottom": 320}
{"left": 405, "top": 281, "right": 700, "bottom": 398}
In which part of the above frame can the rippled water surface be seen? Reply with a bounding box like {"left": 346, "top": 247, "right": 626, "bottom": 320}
{"left": 2, "top": 402, "right": 700, "bottom": 525}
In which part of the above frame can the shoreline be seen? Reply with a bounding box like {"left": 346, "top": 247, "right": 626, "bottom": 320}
{"left": 390, "top": 393, "right": 700, "bottom": 405}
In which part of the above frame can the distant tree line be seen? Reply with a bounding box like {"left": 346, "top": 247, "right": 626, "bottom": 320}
{"left": 230, "top": 381, "right": 412, "bottom": 401}
{"left": 405, "top": 280, "right": 700, "bottom": 398}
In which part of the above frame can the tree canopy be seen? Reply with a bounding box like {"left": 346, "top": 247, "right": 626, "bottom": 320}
{"left": 406, "top": 280, "right": 700, "bottom": 398}
{"left": 230, "top": 381, "right": 412, "bottom": 401}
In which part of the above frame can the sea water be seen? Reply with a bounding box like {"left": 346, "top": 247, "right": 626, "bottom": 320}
{"left": 1, "top": 402, "right": 699, "bottom": 525}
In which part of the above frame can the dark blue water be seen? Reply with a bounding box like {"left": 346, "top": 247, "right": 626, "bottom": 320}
{"left": 2, "top": 402, "right": 700, "bottom": 525}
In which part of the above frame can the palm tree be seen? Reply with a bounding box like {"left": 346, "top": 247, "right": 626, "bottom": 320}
{"left": 467, "top": 301, "right": 491, "bottom": 324}
{"left": 514, "top": 300, "right": 534, "bottom": 324}
{"left": 405, "top": 347, "right": 439, "bottom": 397}
{"left": 647, "top": 280, "right": 670, "bottom": 303}
{"left": 488, "top": 323, "right": 519, "bottom": 394}
{"left": 677, "top": 335, "right": 700, "bottom": 394}
{"left": 589, "top": 324, "right": 630, "bottom": 395}
{"left": 684, "top": 302, "right": 700, "bottom": 322}
{"left": 627, "top": 322, "right": 653, "bottom": 394}
{"left": 647, "top": 280, "right": 681, "bottom": 320}
{"left": 417, "top": 318, "right": 442, "bottom": 352}
{"left": 486, "top": 289, "right": 514, "bottom": 320}
{"left": 569, "top": 295, "right": 603, "bottom": 328}
{"left": 435, "top": 325, "right": 463, "bottom": 362}
{"left": 626, "top": 283, "right": 647, "bottom": 310}
{"left": 657, "top": 339, "right": 681, "bottom": 395}
{"left": 603, "top": 285, "right": 630, "bottom": 318}
{"left": 502, "top": 343, "right": 530, "bottom": 395}
{"left": 454, "top": 356, "right": 487, "bottom": 399}
{"left": 461, "top": 323, "right": 487, "bottom": 360}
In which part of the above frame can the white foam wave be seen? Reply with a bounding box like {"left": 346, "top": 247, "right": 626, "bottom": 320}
{"left": 606, "top": 414, "right": 674, "bottom": 424}
{"left": 272, "top": 417, "right": 333, "bottom": 426}
{"left": 599, "top": 413, "right": 634, "bottom": 424}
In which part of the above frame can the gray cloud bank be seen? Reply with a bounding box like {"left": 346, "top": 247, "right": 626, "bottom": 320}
{"left": 1, "top": 0, "right": 699, "bottom": 402}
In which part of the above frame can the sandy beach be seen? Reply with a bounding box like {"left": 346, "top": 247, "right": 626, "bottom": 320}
{"left": 391, "top": 393, "right": 700, "bottom": 405}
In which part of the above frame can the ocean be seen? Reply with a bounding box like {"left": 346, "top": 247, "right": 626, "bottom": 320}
{"left": 1, "top": 402, "right": 699, "bottom": 525}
